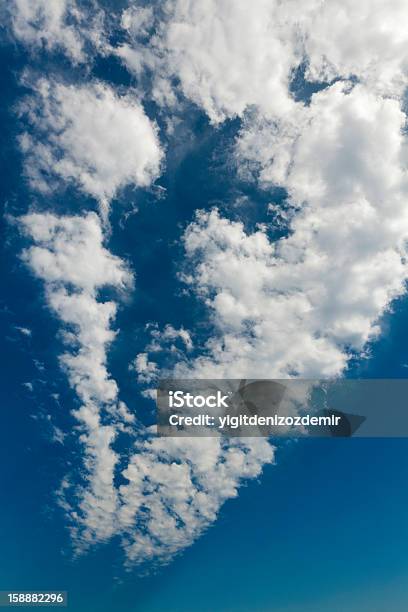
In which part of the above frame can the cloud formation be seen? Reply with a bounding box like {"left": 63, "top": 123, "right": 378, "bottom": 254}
{"left": 130, "top": 1, "right": 408, "bottom": 561}
{"left": 117, "top": 0, "right": 408, "bottom": 121}
{"left": 13, "top": 0, "right": 408, "bottom": 570}
{"left": 9, "top": 0, "right": 105, "bottom": 63}
{"left": 118, "top": 434, "right": 274, "bottom": 566}
{"left": 301, "top": 0, "right": 408, "bottom": 97}
{"left": 20, "top": 212, "right": 133, "bottom": 546}
{"left": 19, "top": 212, "right": 274, "bottom": 564}
{"left": 117, "top": 0, "right": 299, "bottom": 122}
{"left": 166, "top": 81, "right": 408, "bottom": 379}
{"left": 19, "top": 79, "right": 163, "bottom": 217}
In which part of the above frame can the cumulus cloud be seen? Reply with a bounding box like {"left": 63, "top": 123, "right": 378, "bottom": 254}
{"left": 20, "top": 212, "right": 133, "bottom": 546}
{"left": 121, "top": 5, "right": 154, "bottom": 38}
{"left": 130, "top": 324, "right": 194, "bottom": 388}
{"left": 143, "top": 323, "right": 194, "bottom": 354}
{"left": 20, "top": 212, "right": 131, "bottom": 292}
{"left": 68, "top": 405, "right": 120, "bottom": 547}
{"left": 18, "top": 212, "right": 274, "bottom": 565}
{"left": 112, "top": 0, "right": 408, "bottom": 568}
{"left": 9, "top": 0, "right": 105, "bottom": 63}
{"left": 116, "top": 0, "right": 408, "bottom": 121}
{"left": 19, "top": 79, "right": 164, "bottom": 217}
{"left": 131, "top": 352, "right": 159, "bottom": 384}
{"left": 118, "top": 434, "right": 274, "bottom": 566}
{"left": 123, "top": 83, "right": 408, "bottom": 565}
{"left": 15, "top": 0, "right": 408, "bottom": 571}
{"left": 116, "top": 0, "right": 299, "bottom": 123}
{"left": 301, "top": 0, "right": 408, "bottom": 97}
{"left": 170, "top": 83, "right": 408, "bottom": 379}
{"left": 19, "top": 212, "right": 274, "bottom": 564}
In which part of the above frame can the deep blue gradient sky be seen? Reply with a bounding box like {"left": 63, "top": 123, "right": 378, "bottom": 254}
{"left": 2, "top": 22, "right": 408, "bottom": 612}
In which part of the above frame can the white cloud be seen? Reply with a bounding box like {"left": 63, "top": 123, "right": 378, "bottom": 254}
{"left": 112, "top": 0, "right": 408, "bottom": 569}
{"left": 301, "top": 0, "right": 408, "bottom": 97}
{"left": 131, "top": 352, "right": 159, "bottom": 384}
{"left": 117, "top": 0, "right": 408, "bottom": 122}
{"left": 51, "top": 424, "right": 65, "bottom": 445}
{"left": 174, "top": 83, "right": 408, "bottom": 379}
{"left": 9, "top": 0, "right": 105, "bottom": 63}
{"left": 117, "top": 434, "right": 274, "bottom": 566}
{"left": 20, "top": 212, "right": 131, "bottom": 292}
{"left": 130, "top": 325, "right": 193, "bottom": 389}
{"left": 123, "top": 83, "right": 408, "bottom": 566}
{"left": 19, "top": 79, "right": 164, "bottom": 217}
{"left": 15, "top": 0, "right": 408, "bottom": 570}
{"left": 121, "top": 5, "right": 154, "bottom": 38}
{"left": 20, "top": 212, "right": 275, "bottom": 561}
{"left": 20, "top": 212, "right": 133, "bottom": 546}
{"left": 19, "top": 214, "right": 131, "bottom": 399}
{"left": 15, "top": 325, "right": 32, "bottom": 336}
{"left": 148, "top": 323, "right": 193, "bottom": 351}
{"left": 50, "top": 289, "right": 119, "bottom": 404}
{"left": 70, "top": 404, "right": 120, "bottom": 548}
{"left": 116, "top": 0, "right": 299, "bottom": 123}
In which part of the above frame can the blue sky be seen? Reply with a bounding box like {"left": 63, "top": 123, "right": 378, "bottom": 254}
{"left": 2, "top": 1, "right": 408, "bottom": 610}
